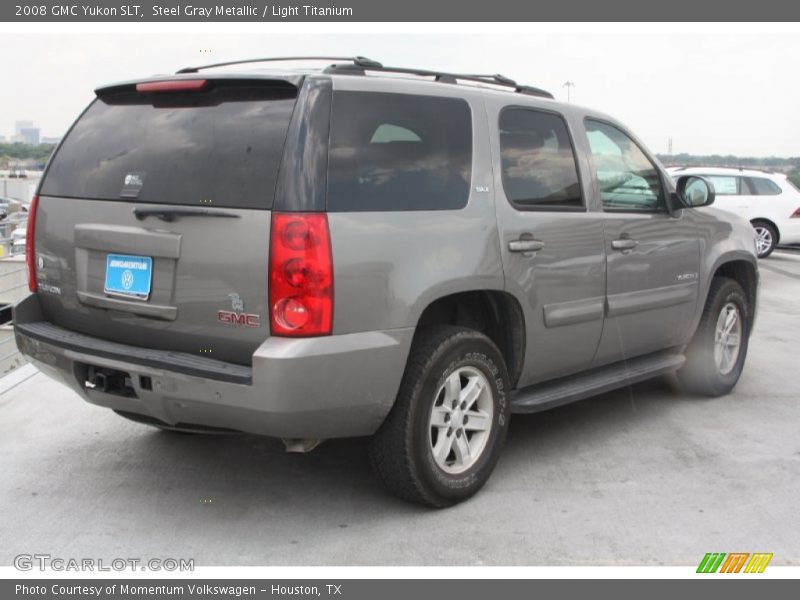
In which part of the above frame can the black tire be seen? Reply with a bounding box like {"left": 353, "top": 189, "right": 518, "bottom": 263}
{"left": 751, "top": 220, "right": 777, "bottom": 258}
{"left": 677, "top": 277, "right": 750, "bottom": 396}
{"left": 369, "top": 325, "right": 511, "bottom": 507}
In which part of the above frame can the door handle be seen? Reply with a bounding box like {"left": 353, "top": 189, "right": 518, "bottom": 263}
{"left": 509, "top": 238, "right": 545, "bottom": 253}
{"left": 611, "top": 238, "right": 638, "bottom": 251}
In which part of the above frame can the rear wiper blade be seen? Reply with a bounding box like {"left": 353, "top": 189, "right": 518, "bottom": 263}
{"left": 132, "top": 206, "right": 241, "bottom": 222}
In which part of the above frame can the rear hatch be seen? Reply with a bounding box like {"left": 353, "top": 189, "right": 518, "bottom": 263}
{"left": 34, "top": 77, "right": 299, "bottom": 365}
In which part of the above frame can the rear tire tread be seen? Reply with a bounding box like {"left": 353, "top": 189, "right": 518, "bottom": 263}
{"left": 369, "top": 325, "right": 508, "bottom": 507}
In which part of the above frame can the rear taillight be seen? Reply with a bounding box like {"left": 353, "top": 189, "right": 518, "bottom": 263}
{"left": 26, "top": 195, "right": 39, "bottom": 293}
{"left": 791, "top": 207, "right": 800, "bottom": 218}
{"left": 269, "top": 213, "right": 333, "bottom": 337}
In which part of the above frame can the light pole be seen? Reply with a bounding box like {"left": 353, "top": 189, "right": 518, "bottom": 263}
{"left": 562, "top": 81, "right": 575, "bottom": 102}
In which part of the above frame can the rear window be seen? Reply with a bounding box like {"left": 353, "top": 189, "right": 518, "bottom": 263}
{"left": 746, "top": 177, "right": 782, "bottom": 196}
{"left": 327, "top": 91, "right": 472, "bottom": 212}
{"left": 40, "top": 82, "right": 297, "bottom": 209}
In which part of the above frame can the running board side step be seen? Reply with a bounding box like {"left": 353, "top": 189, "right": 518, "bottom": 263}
{"left": 511, "top": 352, "right": 685, "bottom": 414}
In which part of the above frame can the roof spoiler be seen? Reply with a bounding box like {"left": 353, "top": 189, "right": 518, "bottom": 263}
{"left": 94, "top": 74, "right": 301, "bottom": 97}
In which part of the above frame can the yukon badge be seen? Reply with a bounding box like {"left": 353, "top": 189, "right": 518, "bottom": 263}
{"left": 217, "top": 293, "right": 261, "bottom": 328}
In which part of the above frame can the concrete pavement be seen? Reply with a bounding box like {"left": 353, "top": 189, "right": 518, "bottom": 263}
{"left": 1, "top": 252, "right": 799, "bottom": 566}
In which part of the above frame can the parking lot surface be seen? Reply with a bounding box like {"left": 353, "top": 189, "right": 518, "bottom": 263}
{"left": 1, "top": 251, "right": 799, "bottom": 566}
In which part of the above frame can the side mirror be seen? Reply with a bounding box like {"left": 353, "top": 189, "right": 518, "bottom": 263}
{"left": 676, "top": 175, "right": 715, "bottom": 208}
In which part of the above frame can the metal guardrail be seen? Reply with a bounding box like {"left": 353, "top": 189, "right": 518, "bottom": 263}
{"left": 0, "top": 265, "right": 28, "bottom": 296}
{"left": 0, "top": 257, "right": 25, "bottom": 370}
{"left": 0, "top": 282, "right": 27, "bottom": 295}
{"left": 0, "top": 328, "right": 21, "bottom": 367}
{"left": 0, "top": 350, "right": 20, "bottom": 362}
{"left": 0, "top": 267, "right": 26, "bottom": 278}
{"left": 0, "top": 327, "right": 22, "bottom": 369}
{"left": 0, "top": 267, "right": 28, "bottom": 294}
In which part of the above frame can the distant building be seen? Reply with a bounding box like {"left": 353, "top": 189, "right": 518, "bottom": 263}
{"left": 14, "top": 120, "right": 33, "bottom": 134}
{"left": 18, "top": 128, "right": 40, "bottom": 145}
{"left": 12, "top": 121, "right": 41, "bottom": 144}
{"left": 41, "top": 136, "right": 62, "bottom": 145}
{"left": 13, "top": 120, "right": 34, "bottom": 140}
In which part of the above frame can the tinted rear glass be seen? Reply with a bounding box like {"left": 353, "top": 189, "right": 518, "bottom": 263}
{"left": 327, "top": 91, "right": 472, "bottom": 211}
{"left": 40, "top": 82, "right": 297, "bottom": 209}
{"left": 499, "top": 108, "right": 583, "bottom": 209}
{"left": 747, "top": 176, "right": 782, "bottom": 196}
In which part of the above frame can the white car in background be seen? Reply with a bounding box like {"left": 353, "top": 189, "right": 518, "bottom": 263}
{"left": 11, "top": 227, "right": 26, "bottom": 255}
{"left": 667, "top": 167, "right": 800, "bottom": 258}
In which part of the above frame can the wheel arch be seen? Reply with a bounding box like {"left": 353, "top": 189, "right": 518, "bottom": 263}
{"left": 750, "top": 217, "right": 780, "bottom": 243}
{"left": 415, "top": 290, "right": 526, "bottom": 388}
{"left": 709, "top": 258, "right": 759, "bottom": 331}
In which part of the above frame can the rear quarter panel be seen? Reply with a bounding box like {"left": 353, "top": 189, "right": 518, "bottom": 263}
{"left": 325, "top": 78, "right": 503, "bottom": 334}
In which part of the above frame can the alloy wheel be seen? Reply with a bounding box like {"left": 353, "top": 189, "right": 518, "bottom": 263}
{"left": 754, "top": 226, "right": 773, "bottom": 257}
{"left": 714, "top": 302, "right": 742, "bottom": 375}
{"left": 428, "top": 366, "right": 494, "bottom": 475}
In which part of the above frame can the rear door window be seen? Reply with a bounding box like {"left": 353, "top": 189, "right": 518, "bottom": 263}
{"left": 703, "top": 175, "right": 739, "bottom": 195}
{"left": 327, "top": 91, "right": 472, "bottom": 211}
{"left": 40, "top": 81, "right": 297, "bottom": 209}
{"left": 498, "top": 108, "right": 583, "bottom": 209}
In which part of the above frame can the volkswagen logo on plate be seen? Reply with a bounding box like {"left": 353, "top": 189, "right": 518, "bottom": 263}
{"left": 121, "top": 269, "right": 134, "bottom": 290}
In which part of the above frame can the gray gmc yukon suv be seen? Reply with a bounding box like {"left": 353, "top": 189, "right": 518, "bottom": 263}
{"left": 15, "top": 57, "right": 758, "bottom": 507}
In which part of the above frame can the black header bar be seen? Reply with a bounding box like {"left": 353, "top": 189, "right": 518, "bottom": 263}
{"left": 4, "top": 0, "right": 800, "bottom": 22}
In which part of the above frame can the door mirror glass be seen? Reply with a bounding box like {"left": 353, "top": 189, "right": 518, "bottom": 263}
{"left": 677, "top": 175, "right": 715, "bottom": 207}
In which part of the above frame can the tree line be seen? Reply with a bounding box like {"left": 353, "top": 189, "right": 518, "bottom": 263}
{"left": 2, "top": 142, "right": 799, "bottom": 188}
{"left": 657, "top": 153, "right": 800, "bottom": 169}
{"left": 657, "top": 154, "right": 800, "bottom": 188}
{"left": 0, "top": 142, "right": 57, "bottom": 169}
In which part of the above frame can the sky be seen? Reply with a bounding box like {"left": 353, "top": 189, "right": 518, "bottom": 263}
{"left": 2, "top": 30, "right": 799, "bottom": 157}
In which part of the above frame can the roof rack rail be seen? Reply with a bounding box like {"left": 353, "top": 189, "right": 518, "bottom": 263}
{"left": 668, "top": 165, "right": 776, "bottom": 175}
{"left": 176, "top": 56, "right": 382, "bottom": 74}
{"left": 175, "top": 55, "right": 554, "bottom": 99}
{"left": 737, "top": 166, "right": 774, "bottom": 174}
{"left": 324, "top": 63, "right": 554, "bottom": 99}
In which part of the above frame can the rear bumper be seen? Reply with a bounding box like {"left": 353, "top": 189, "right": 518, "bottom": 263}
{"left": 13, "top": 294, "right": 414, "bottom": 439}
{"left": 777, "top": 219, "right": 800, "bottom": 245}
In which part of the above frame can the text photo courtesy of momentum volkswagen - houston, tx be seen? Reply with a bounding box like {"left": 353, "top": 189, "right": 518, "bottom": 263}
{"left": 1, "top": 0, "right": 800, "bottom": 594}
